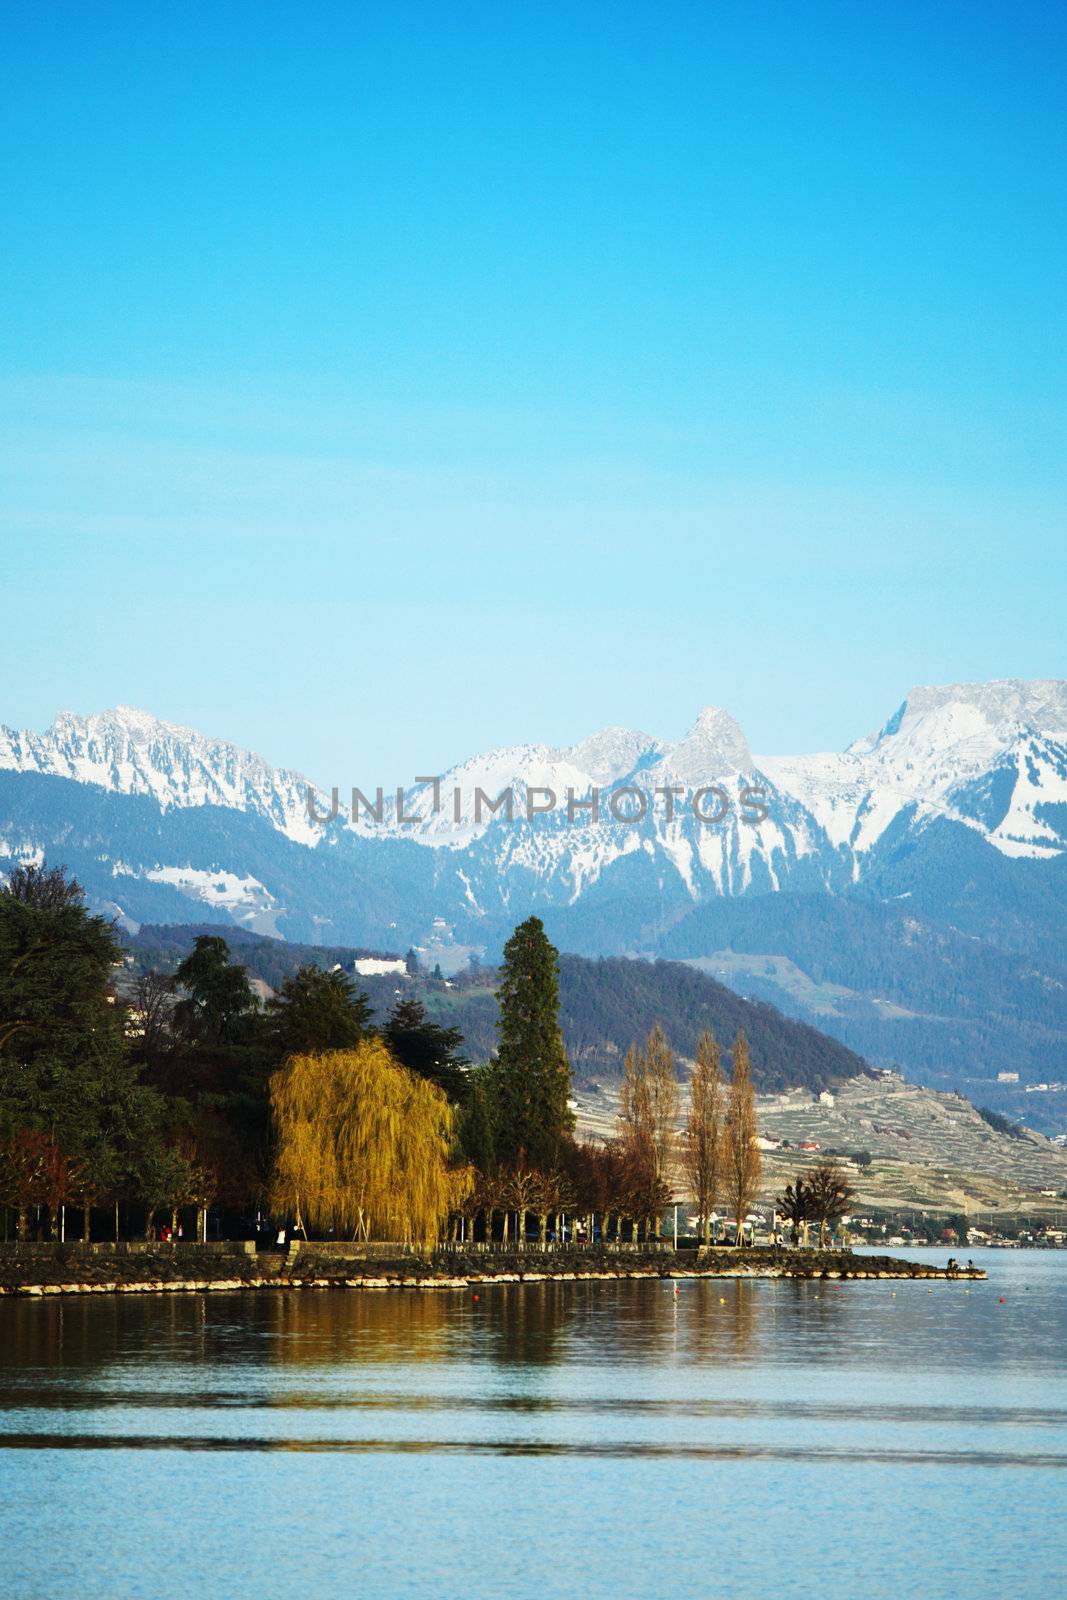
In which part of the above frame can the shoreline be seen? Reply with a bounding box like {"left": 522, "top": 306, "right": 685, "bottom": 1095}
{"left": 0, "top": 1245, "right": 987, "bottom": 1298}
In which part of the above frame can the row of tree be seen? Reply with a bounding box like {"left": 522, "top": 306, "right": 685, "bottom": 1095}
{"left": 0, "top": 865, "right": 472, "bottom": 1240}
{"left": 2, "top": 867, "right": 852, "bottom": 1250}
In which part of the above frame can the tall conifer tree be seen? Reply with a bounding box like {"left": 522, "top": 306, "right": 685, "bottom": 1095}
{"left": 494, "top": 917, "right": 573, "bottom": 1168}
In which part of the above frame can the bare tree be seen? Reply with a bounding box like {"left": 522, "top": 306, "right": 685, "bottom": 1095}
{"left": 503, "top": 1162, "right": 542, "bottom": 1251}
{"left": 684, "top": 1030, "right": 725, "bottom": 1246}
{"left": 127, "top": 971, "right": 176, "bottom": 1069}
{"left": 807, "top": 1162, "right": 856, "bottom": 1248}
{"left": 619, "top": 1027, "right": 678, "bottom": 1237}
{"left": 725, "top": 1030, "right": 761, "bottom": 1245}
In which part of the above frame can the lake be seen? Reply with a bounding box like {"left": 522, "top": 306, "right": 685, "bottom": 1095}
{"left": 0, "top": 1248, "right": 1064, "bottom": 1598}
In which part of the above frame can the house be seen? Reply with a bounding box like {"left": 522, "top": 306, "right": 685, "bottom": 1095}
{"left": 352, "top": 957, "right": 407, "bottom": 977}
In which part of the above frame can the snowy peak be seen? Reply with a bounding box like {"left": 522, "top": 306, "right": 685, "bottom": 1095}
{"left": 557, "top": 726, "right": 662, "bottom": 785}
{"left": 856, "top": 679, "right": 1067, "bottom": 757}
{"left": 3, "top": 680, "right": 1066, "bottom": 875}
{"left": 763, "top": 679, "right": 1067, "bottom": 862}
{"left": 0, "top": 706, "right": 318, "bottom": 844}
{"left": 656, "top": 706, "right": 754, "bottom": 782}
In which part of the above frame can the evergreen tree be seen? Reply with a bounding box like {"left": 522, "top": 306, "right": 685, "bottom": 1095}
{"left": 0, "top": 865, "right": 162, "bottom": 1233}
{"left": 776, "top": 1174, "right": 812, "bottom": 1247}
{"left": 266, "top": 965, "right": 371, "bottom": 1056}
{"left": 384, "top": 997, "right": 469, "bottom": 1103}
{"left": 494, "top": 917, "right": 573, "bottom": 1168}
{"left": 455, "top": 1064, "right": 498, "bottom": 1170}
{"left": 173, "top": 936, "right": 258, "bottom": 1045}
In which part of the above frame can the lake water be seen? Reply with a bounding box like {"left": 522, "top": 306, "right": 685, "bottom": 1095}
{"left": 0, "top": 1248, "right": 1064, "bottom": 1599}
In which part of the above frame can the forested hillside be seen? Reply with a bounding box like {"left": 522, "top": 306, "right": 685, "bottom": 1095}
{"left": 127, "top": 926, "right": 873, "bottom": 1094}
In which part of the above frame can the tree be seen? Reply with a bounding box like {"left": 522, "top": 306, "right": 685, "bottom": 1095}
{"left": 503, "top": 1161, "right": 542, "bottom": 1250}
{"left": 618, "top": 1137, "right": 672, "bottom": 1244}
{"left": 807, "top": 1162, "right": 856, "bottom": 1248}
{"left": 684, "top": 1030, "right": 725, "bottom": 1246}
{"left": 531, "top": 1166, "right": 576, "bottom": 1246}
{"left": 0, "top": 1128, "right": 77, "bottom": 1239}
{"left": 173, "top": 936, "right": 258, "bottom": 1046}
{"left": 266, "top": 964, "right": 371, "bottom": 1056}
{"left": 618, "top": 1026, "right": 678, "bottom": 1236}
{"left": 2, "top": 862, "right": 84, "bottom": 911}
{"left": 776, "top": 1174, "right": 812, "bottom": 1247}
{"left": 269, "top": 1040, "right": 458, "bottom": 1247}
{"left": 455, "top": 1064, "right": 498, "bottom": 1172}
{"left": 0, "top": 865, "right": 163, "bottom": 1229}
{"left": 126, "top": 970, "right": 177, "bottom": 1072}
{"left": 645, "top": 1025, "right": 679, "bottom": 1196}
{"left": 494, "top": 917, "right": 573, "bottom": 1169}
{"left": 384, "top": 997, "right": 469, "bottom": 1103}
{"left": 0, "top": 867, "right": 125, "bottom": 1081}
{"left": 133, "top": 1141, "right": 196, "bottom": 1240}
{"left": 725, "top": 1031, "right": 761, "bottom": 1245}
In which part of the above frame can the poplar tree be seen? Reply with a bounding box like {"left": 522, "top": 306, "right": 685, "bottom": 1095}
{"left": 618, "top": 1027, "right": 678, "bottom": 1238}
{"left": 684, "top": 1029, "right": 724, "bottom": 1246}
{"left": 725, "top": 1030, "right": 761, "bottom": 1245}
{"left": 494, "top": 917, "right": 573, "bottom": 1168}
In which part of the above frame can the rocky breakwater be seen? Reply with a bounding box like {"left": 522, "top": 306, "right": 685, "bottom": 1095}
{"left": 0, "top": 1242, "right": 986, "bottom": 1298}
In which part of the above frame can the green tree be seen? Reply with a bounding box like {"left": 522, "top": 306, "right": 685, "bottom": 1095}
{"left": 0, "top": 866, "right": 162, "bottom": 1235}
{"left": 384, "top": 997, "right": 469, "bottom": 1103}
{"left": 173, "top": 936, "right": 258, "bottom": 1045}
{"left": 455, "top": 1064, "right": 498, "bottom": 1171}
{"left": 133, "top": 1139, "right": 196, "bottom": 1240}
{"left": 266, "top": 964, "right": 371, "bottom": 1056}
{"left": 494, "top": 917, "right": 573, "bottom": 1169}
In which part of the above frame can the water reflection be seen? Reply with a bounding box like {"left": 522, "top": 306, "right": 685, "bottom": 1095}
{"left": 1, "top": 1254, "right": 1066, "bottom": 1600}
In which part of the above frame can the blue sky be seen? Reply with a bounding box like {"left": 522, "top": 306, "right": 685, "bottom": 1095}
{"left": 3, "top": 2, "right": 1065, "bottom": 781}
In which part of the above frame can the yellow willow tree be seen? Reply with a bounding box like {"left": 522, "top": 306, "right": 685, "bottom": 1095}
{"left": 269, "top": 1040, "right": 462, "bottom": 1248}
{"left": 725, "top": 1030, "right": 761, "bottom": 1245}
{"left": 684, "top": 1030, "right": 725, "bottom": 1246}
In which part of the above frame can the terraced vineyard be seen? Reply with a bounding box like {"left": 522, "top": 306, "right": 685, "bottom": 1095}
{"left": 572, "top": 1070, "right": 1067, "bottom": 1223}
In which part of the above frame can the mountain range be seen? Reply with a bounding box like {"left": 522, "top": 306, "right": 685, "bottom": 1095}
{"left": 2, "top": 680, "right": 1065, "bottom": 1125}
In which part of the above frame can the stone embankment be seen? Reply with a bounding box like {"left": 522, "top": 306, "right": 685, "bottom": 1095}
{"left": 0, "top": 1242, "right": 985, "bottom": 1297}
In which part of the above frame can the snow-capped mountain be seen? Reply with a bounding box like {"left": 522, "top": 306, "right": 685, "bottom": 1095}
{"left": 4, "top": 681, "right": 1066, "bottom": 1117}
{"left": 1, "top": 681, "right": 1065, "bottom": 952}
{"left": 763, "top": 678, "right": 1067, "bottom": 864}
{"left": 0, "top": 705, "right": 319, "bottom": 844}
